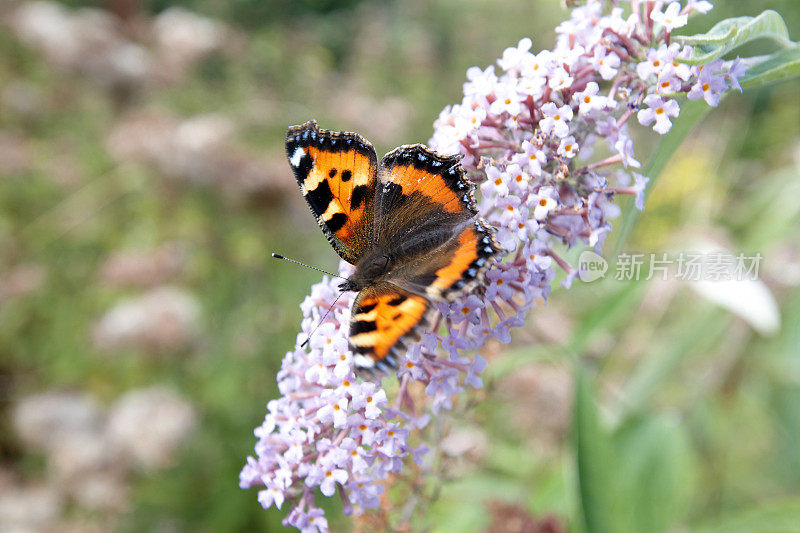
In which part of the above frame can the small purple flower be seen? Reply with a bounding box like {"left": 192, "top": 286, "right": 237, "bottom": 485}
{"left": 465, "top": 354, "right": 488, "bottom": 388}
{"left": 557, "top": 135, "right": 579, "bottom": 158}
{"left": 540, "top": 102, "right": 573, "bottom": 138}
{"left": 532, "top": 194, "right": 557, "bottom": 221}
{"left": 319, "top": 467, "right": 348, "bottom": 497}
{"left": 522, "top": 49, "right": 554, "bottom": 80}
{"left": 480, "top": 165, "right": 509, "bottom": 197}
{"left": 449, "top": 294, "right": 484, "bottom": 325}
{"left": 614, "top": 130, "right": 641, "bottom": 169}
{"left": 304, "top": 508, "right": 329, "bottom": 533}
{"left": 490, "top": 81, "right": 524, "bottom": 116}
{"left": 351, "top": 383, "right": 387, "bottom": 420}
{"left": 651, "top": 2, "right": 688, "bottom": 32}
{"left": 464, "top": 65, "right": 498, "bottom": 100}
{"left": 687, "top": 0, "right": 714, "bottom": 14}
{"left": 258, "top": 484, "right": 286, "bottom": 510}
{"left": 505, "top": 163, "right": 531, "bottom": 195}
{"left": 516, "top": 140, "right": 547, "bottom": 177}
{"left": 637, "top": 44, "right": 683, "bottom": 80}
{"left": 725, "top": 59, "right": 747, "bottom": 92}
{"left": 316, "top": 394, "right": 348, "bottom": 429}
{"left": 346, "top": 480, "right": 383, "bottom": 510}
{"left": 655, "top": 70, "right": 681, "bottom": 94}
{"left": 632, "top": 172, "right": 650, "bottom": 210}
{"left": 590, "top": 47, "right": 621, "bottom": 80}
{"left": 638, "top": 94, "right": 680, "bottom": 134}
{"left": 688, "top": 61, "right": 729, "bottom": 106}
{"left": 574, "top": 82, "right": 609, "bottom": 114}
{"left": 547, "top": 66, "right": 575, "bottom": 92}
{"left": 498, "top": 37, "right": 534, "bottom": 72}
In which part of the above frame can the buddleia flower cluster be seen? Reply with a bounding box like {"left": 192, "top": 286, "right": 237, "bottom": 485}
{"left": 241, "top": 1, "right": 745, "bottom": 530}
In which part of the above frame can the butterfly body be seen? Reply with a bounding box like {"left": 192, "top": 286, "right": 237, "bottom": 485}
{"left": 286, "top": 120, "right": 502, "bottom": 372}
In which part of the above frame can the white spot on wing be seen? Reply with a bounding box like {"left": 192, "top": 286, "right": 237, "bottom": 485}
{"left": 353, "top": 354, "right": 375, "bottom": 368}
{"left": 290, "top": 147, "right": 306, "bottom": 167}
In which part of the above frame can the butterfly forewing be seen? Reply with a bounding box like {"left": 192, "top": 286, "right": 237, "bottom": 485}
{"left": 286, "top": 120, "right": 377, "bottom": 264}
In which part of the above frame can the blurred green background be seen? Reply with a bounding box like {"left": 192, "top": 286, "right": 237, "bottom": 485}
{"left": 0, "top": 0, "right": 799, "bottom": 531}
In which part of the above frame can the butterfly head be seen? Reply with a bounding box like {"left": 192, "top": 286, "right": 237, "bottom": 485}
{"left": 339, "top": 251, "right": 392, "bottom": 294}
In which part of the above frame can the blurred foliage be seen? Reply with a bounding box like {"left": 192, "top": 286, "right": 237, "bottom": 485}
{"left": 0, "top": 0, "right": 799, "bottom": 532}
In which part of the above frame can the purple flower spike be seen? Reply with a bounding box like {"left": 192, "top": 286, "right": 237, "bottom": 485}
{"left": 243, "top": 1, "right": 746, "bottom": 530}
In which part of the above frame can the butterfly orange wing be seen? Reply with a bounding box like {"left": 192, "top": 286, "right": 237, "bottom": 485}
{"left": 349, "top": 283, "right": 432, "bottom": 372}
{"left": 286, "top": 120, "right": 377, "bottom": 264}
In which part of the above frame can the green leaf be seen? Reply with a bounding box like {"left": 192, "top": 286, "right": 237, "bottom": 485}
{"left": 740, "top": 167, "right": 800, "bottom": 248}
{"left": 568, "top": 282, "right": 646, "bottom": 352}
{"left": 675, "top": 10, "right": 793, "bottom": 65}
{"left": 615, "top": 309, "right": 730, "bottom": 421}
{"left": 485, "top": 344, "right": 556, "bottom": 381}
{"left": 692, "top": 499, "right": 800, "bottom": 533}
{"left": 612, "top": 415, "right": 694, "bottom": 533}
{"left": 677, "top": 18, "right": 739, "bottom": 46}
{"left": 741, "top": 45, "right": 800, "bottom": 89}
{"left": 576, "top": 372, "right": 695, "bottom": 533}
{"left": 574, "top": 369, "right": 622, "bottom": 533}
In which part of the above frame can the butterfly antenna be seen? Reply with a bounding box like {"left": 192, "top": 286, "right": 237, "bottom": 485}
{"left": 300, "top": 290, "right": 346, "bottom": 348}
{"left": 271, "top": 253, "right": 348, "bottom": 280}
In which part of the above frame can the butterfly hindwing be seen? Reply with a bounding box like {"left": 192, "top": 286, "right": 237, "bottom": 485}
{"left": 348, "top": 283, "right": 432, "bottom": 371}
{"left": 286, "top": 120, "right": 377, "bottom": 263}
{"left": 392, "top": 219, "right": 502, "bottom": 301}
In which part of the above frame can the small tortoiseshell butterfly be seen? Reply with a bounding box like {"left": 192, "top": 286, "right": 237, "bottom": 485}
{"left": 286, "top": 120, "right": 502, "bottom": 372}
